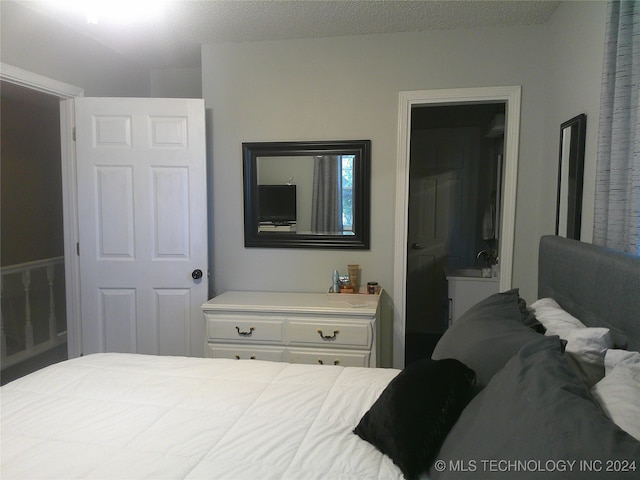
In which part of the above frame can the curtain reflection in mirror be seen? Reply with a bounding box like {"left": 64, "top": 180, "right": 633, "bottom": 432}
{"left": 311, "top": 155, "right": 342, "bottom": 233}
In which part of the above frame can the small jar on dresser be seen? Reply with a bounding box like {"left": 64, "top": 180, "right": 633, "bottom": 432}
{"left": 202, "top": 290, "right": 380, "bottom": 367}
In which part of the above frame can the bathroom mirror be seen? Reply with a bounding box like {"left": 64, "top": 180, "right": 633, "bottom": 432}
{"left": 243, "top": 140, "right": 371, "bottom": 249}
{"left": 556, "top": 114, "right": 586, "bottom": 240}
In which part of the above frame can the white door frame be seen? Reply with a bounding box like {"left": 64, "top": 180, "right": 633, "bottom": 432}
{"left": 1, "top": 63, "right": 84, "bottom": 358}
{"left": 393, "top": 86, "right": 522, "bottom": 368}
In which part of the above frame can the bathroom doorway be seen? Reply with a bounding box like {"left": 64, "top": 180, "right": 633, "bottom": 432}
{"left": 393, "top": 85, "right": 522, "bottom": 368}
{"left": 405, "top": 103, "right": 505, "bottom": 364}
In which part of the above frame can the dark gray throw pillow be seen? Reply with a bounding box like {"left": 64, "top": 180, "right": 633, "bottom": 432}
{"left": 432, "top": 289, "right": 542, "bottom": 387}
{"left": 353, "top": 358, "right": 476, "bottom": 480}
{"left": 431, "top": 335, "right": 640, "bottom": 479}
{"left": 518, "top": 297, "right": 546, "bottom": 333}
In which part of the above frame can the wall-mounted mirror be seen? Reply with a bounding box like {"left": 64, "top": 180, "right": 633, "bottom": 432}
{"left": 556, "top": 114, "right": 586, "bottom": 240}
{"left": 243, "top": 140, "right": 371, "bottom": 249}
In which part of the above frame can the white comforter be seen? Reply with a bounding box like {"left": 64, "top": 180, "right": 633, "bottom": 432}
{"left": 1, "top": 353, "right": 403, "bottom": 480}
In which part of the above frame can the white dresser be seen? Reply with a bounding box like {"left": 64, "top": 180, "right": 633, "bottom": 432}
{"left": 202, "top": 291, "right": 380, "bottom": 367}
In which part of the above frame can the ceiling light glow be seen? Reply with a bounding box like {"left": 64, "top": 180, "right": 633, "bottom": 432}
{"left": 44, "top": 0, "right": 167, "bottom": 25}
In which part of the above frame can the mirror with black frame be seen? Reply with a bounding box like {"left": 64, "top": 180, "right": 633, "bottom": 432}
{"left": 243, "top": 140, "right": 371, "bottom": 249}
{"left": 556, "top": 114, "right": 586, "bottom": 240}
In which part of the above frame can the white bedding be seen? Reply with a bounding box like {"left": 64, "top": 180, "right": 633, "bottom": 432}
{"left": 1, "top": 353, "right": 403, "bottom": 480}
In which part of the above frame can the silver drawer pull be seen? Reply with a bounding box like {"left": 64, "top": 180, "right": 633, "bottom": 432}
{"left": 317, "top": 329, "right": 339, "bottom": 341}
{"left": 236, "top": 326, "right": 255, "bottom": 337}
{"left": 317, "top": 359, "right": 340, "bottom": 365}
{"left": 235, "top": 354, "right": 256, "bottom": 360}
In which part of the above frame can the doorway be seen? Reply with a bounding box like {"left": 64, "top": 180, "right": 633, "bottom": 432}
{"left": 0, "top": 64, "right": 83, "bottom": 380}
{"left": 1, "top": 65, "right": 209, "bottom": 368}
{"left": 0, "top": 81, "right": 68, "bottom": 382}
{"left": 393, "top": 86, "right": 522, "bottom": 368}
{"left": 405, "top": 103, "right": 505, "bottom": 364}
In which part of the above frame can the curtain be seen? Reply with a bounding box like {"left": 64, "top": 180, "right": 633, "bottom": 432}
{"left": 311, "top": 155, "right": 342, "bottom": 234}
{"left": 593, "top": 0, "right": 640, "bottom": 253}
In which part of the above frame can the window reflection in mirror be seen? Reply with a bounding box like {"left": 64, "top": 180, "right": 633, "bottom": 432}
{"left": 341, "top": 155, "right": 354, "bottom": 232}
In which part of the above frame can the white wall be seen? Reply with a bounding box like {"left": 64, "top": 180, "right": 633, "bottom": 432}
{"left": 1, "top": 1, "right": 150, "bottom": 96}
{"left": 203, "top": 25, "right": 554, "bottom": 366}
{"left": 150, "top": 67, "right": 202, "bottom": 98}
{"left": 542, "top": 1, "right": 607, "bottom": 245}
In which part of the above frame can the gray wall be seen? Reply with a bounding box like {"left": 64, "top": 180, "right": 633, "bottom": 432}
{"left": 542, "top": 1, "right": 606, "bottom": 244}
{"left": 150, "top": 67, "right": 202, "bottom": 98}
{"left": 1, "top": 0, "right": 607, "bottom": 367}
{"left": 202, "top": 2, "right": 607, "bottom": 366}
{"left": 1, "top": 87, "right": 63, "bottom": 265}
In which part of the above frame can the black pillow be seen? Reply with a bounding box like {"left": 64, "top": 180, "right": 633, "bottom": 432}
{"left": 353, "top": 358, "right": 475, "bottom": 480}
{"left": 431, "top": 335, "right": 640, "bottom": 479}
{"left": 432, "top": 289, "right": 542, "bottom": 387}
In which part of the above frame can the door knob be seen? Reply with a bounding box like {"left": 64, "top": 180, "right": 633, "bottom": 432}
{"left": 191, "top": 269, "right": 203, "bottom": 280}
{"left": 411, "top": 243, "right": 424, "bottom": 250}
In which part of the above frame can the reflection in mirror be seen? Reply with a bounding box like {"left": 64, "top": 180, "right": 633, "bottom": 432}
{"left": 243, "top": 140, "right": 370, "bottom": 249}
{"left": 556, "top": 114, "right": 586, "bottom": 240}
{"left": 257, "top": 183, "right": 297, "bottom": 231}
{"left": 256, "top": 155, "right": 353, "bottom": 235}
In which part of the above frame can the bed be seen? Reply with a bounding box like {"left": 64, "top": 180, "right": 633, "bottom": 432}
{"left": 1, "top": 235, "right": 639, "bottom": 479}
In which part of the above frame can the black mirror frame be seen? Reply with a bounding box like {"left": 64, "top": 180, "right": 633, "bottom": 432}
{"left": 243, "top": 140, "right": 371, "bottom": 249}
{"left": 555, "top": 114, "right": 586, "bottom": 240}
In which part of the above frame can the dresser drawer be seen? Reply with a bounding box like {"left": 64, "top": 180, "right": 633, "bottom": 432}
{"left": 203, "top": 291, "right": 379, "bottom": 368}
{"left": 287, "top": 348, "right": 370, "bottom": 367}
{"left": 207, "top": 344, "right": 286, "bottom": 362}
{"left": 287, "top": 319, "right": 372, "bottom": 348}
{"left": 205, "top": 313, "right": 285, "bottom": 344}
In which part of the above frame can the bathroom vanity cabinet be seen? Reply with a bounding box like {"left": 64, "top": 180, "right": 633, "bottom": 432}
{"left": 446, "top": 272, "right": 499, "bottom": 324}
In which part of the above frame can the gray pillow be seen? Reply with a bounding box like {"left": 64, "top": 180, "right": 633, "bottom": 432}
{"left": 431, "top": 335, "right": 640, "bottom": 479}
{"left": 432, "top": 289, "right": 542, "bottom": 387}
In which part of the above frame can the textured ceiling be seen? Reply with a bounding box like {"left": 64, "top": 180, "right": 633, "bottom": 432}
{"left": 14, "top": 0, "right": 560, "bottom": 69}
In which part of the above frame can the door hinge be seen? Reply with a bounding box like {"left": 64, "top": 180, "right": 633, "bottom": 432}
{"left": 72, "top": 127, "right": 76, "bottom": 141}
{"left": 76, "top": 242, "right": 80, "bottom": 256}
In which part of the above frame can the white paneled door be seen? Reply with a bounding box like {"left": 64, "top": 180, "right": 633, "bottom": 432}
{"left": 75, "top": 98, "right": 208, "bottom": 357}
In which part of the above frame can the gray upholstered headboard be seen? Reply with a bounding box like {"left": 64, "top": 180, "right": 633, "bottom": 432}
{"left": 538, "top": 235, "right": 640, "bottom": 352}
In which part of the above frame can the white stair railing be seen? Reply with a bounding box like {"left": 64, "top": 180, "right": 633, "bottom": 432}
{"left": 22, "top": 269, "right": 34, "bottom": 351}
{"left": 1, "top": 256, "right": 66, "bottom": 368}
